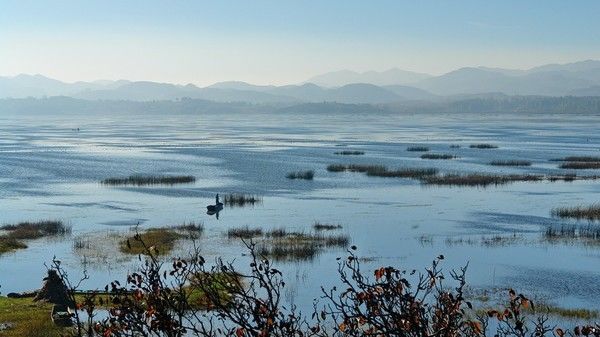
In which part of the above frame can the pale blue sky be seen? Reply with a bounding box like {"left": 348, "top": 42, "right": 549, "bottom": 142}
{"left": 2, "top": 0, "right": 600, "bottom": 85}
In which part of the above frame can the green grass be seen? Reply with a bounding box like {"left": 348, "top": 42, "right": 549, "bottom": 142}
{"left": 334, "top": 150, "right": 365, "bottom": 155}
{"left": 286, "top": 170, "right": 314, "bottom": 180}
{"left": 101, "top": 175, "right": 196, "bottom": 186}
{"left": 470, "top": 144, "right": 498, "bottom": 149}
{"left": 407, "top": 146, "right": 430, "bottom": 152}
{"left": 540, "top": 305, "right": 600, "bottom": 320}
{"left": 0, "top": 296, "right": 64, "bottom": 337}
{"left": 420, "top": 153, "right": 456, "bottom": 160}
{"left": 120, "top": 228, "right": 185, "bottom": 255}
{"left": 489, "top": 160, "right": 532, "bottom": 166}
{"left": 551, "top": 205, "right": 600, "bottom": 221}
{"left": 559, "top": 162, "right": 600, "bottom": 169}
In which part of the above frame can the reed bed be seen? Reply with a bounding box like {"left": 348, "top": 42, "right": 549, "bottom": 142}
{"left": 420, "top": 174, "right": 542, "bottom": 187}
{"left": 420, "top": 153, "right": 456, "bottom": 160}
{"left": 366, "top": 167, "right": 438, "bottom": 178}
{"left": 286, "top": 170, "right": 314, "bottom": 180}
{"left": 551, "top": 204, "right": 600, "bottom": 221}
{"left": 489, "top": 160, "right": 532, "bottom": 166}
{"left": 559, "top": 162, "right": 600, "bottom": 169}
{"left": 0, "top": 220, "right": 70, "bottom": 240}
{"left": 544, "top": 225, "right": 600, "bottom": 244}
{"left": 334, "top": 150, "right": 365, "bottom": 155}
{"left": 469, "top": 144, "right": 499, "bottom": 149}
{"left": 227, "top": 226, "right": 264, "bottom": 239}
{"left": 552, "top": 156, "right": 600, "bottom": 162}
{"left": 407, "top": 146, "right": 430, "bottom": 152}
{"left": 101, "top": 175, "right": 196, "bottom": 186}
{"left": 313, "top": 222, "right": 343, "bottom": 231}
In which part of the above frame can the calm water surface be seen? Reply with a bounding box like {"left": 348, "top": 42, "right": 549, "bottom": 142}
{"left": 1, "top": 110, "right": 599, "bottom": 312}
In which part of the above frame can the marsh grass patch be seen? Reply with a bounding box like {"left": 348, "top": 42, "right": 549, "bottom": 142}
{"left": 286, "top": 170, "right": 314, "bottom": 180}
{"left": 489, "top": 160, "right": 532, "bottom": 167}
{"left": 101, "top": 175, "right": 196, "bottom": 186}
{"left": 407, "top": 146, "right": 430, "bottom": 152}
{"left": 420, "top": 153, "right": 456, "bottom": 160}
{"left": 469, "top": 144, "right": 498, "bottom": 149}
{"left": 334, "top": 150, "right": 365, "bottom": 155}
{"left": 551, "top": 205, "right": 600, "bottom": 221}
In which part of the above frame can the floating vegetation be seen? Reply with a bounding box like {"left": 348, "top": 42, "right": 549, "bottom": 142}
{"left": 420, "top": 153, "right": 456, "bottom": 160}
{"left": 489, "top": 160, "right": 532, "bottom": 167}
{"left": 223, "top": 193, "right": 263, "bottom": 207}
{"left": 551, "top": 205, "right": 600, "bottom": 221}
{"left": 286, "top": 170, "right": 314, "bottom": 180}
{"left": 420, "top": 173, "right": 542, "bottom": 187}
{"left": 470, "top": 144, "right": 498, "bottom": 149}
{"left": 559, "top": 162, "right": 600, "bottom": 169}
{"left": 334, "top": 150, "right": 365, "bottom": 155}
{"left": 0, "top": 220, "right": 70, "bottom": 255}
{"left": 120, "top": 227, "right": 195, "bottom": 256}
{"left": 101, "top": 175, "right": 196, "bottom": 186}
{"left": 538, "top": 305, "right": 600, "bottom": 320}
{"left": 407, "top": 146, "right": 430, "bottom": 152}
{"left": 313, "top": 222, "right": 343, "bottom": 231}
{"left": 450, "top": 144, "right": 461, "bottom": 149}
{"left": 227, "top": 226, "right": 263, "bottom": 239}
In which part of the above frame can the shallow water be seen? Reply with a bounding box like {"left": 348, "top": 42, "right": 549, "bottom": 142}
{"left": 1, "top": 110, "right": 600, "bottom": 313}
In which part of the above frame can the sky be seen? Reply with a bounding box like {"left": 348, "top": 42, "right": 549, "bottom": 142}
{"left": 2, "top": 0, "right": 600, "bottom": 86}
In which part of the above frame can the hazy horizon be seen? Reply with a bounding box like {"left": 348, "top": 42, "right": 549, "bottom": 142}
{"left": 3, "top": 1, "right": 600, "bottom": 86}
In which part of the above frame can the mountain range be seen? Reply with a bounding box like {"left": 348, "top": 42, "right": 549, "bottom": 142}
{"left": 2, "top": 60, "right": 600, "bottom": 104}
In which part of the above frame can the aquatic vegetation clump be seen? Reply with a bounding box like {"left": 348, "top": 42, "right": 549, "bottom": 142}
{"left": 407, "top": 146, "right": 430, "bottom": 152}
{"left": 0, "top": 220, "right": 70, "bottom": 240}
{"left": 334, "top": 150, "right": 365, "bottom": 155}
{"left": 543, "top": 225, "right": 600, "bottom": 245}
{"left": 0, "top": 220, "right": 70, "bottom": 255}
{"left": 286, "top": 170, "right": 314, "bottom": 180}
{"left": 420, "top": 153, "right": 456, "bottom": 160}
{"left": 223, "top": 194, "right": 263, "bottom": 207}
{"left": 489, "top": 160, "right": 532, "bottom": 166}
{"left": 101, "top": 175, "right": 196, "bottom": 186}
{"left": 559, "top": 162, "right": 600, "bottom": 169}
{"left": 470, "top": 143, "right": 499, "bottom": 149}
{"left": 552, "top": 156, "right": 600, "bottom": 162}
{"left": 313, "top": 222, "right": 343, "bottom": 231}
{"left": 366, "top": 167, "right": 438, "bottom": 178}
{"left": 227, "top": 226, "right": 263, "bottom": 239}
{"left": 257, "top": 231, "right": 350, "bottom": 262}
{"left": 420, "top": 173, "right": 542, "bottom": 187}
{"left": 327, "top": 164, "right": 437, "bottom": 178}
{"left": 551, "top": 204, "right": 600, "bottom": 221}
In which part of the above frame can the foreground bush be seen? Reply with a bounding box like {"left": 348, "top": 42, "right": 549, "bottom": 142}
{"left": 28, "top": 237, "right": 600, "bottom": 337}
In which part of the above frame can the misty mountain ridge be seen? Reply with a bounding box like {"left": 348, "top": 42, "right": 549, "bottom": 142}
{"left": 2, "top": 60, "right": 600, "bottom": 104}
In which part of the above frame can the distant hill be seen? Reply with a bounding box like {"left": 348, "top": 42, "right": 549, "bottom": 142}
{"left": 306, "top": 68, "right": 432, "bottom": 87}
{"left": 3, "top": 60, "right": 600, "bottom": 104}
